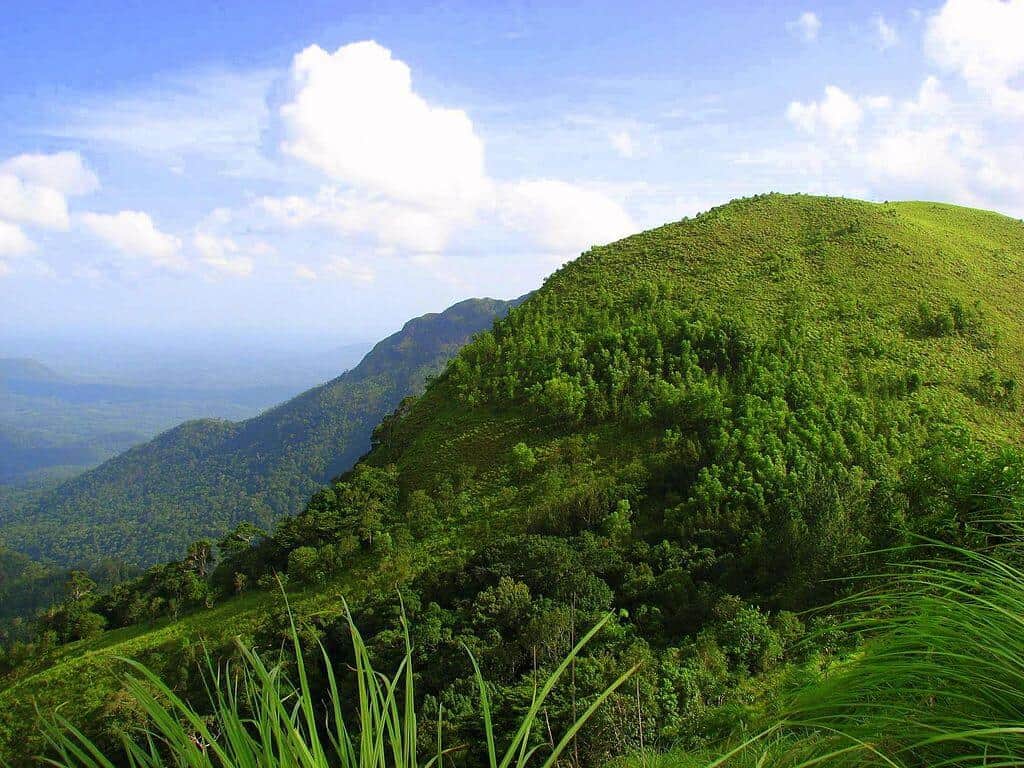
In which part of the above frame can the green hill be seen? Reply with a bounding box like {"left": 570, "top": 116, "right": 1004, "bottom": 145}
{"left": 4, "top": 298, "right": 519, "bottom": 568}
{"left": 3, "top": 195, "right": 1024, "bottom": 765}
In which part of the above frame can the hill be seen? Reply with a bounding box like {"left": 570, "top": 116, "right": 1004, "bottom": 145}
{"left": 4, "top": 298, "right": 519, "bottom": 568}
{"left": 2, "top": 195, "right": 1023, "bottom": 765}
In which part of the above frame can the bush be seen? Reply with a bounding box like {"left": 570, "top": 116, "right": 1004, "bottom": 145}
{"left": 510, "top": 442, "right": 538, "bottom": 477}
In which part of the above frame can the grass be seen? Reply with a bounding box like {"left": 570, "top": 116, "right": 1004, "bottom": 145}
{"left": 641, "top": 532, "right": 1024, "bottom": 768}
{"left": 40, "top": 594, "right": 637, "bottom": 768}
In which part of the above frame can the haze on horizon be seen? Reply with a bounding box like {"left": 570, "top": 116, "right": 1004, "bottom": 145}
{"left": 2, "top": 0, "right": 1023, "bottom": 346}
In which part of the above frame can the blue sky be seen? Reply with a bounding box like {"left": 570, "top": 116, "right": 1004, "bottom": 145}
{"left": 2, "top": 0, "right": 1022, "bottom": 345}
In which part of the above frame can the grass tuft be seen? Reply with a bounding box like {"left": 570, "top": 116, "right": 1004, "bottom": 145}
{"left": 41, "top": 595, "right": 636, "bottom": 768}
{"left": 694, "top": 533, "right": 1024, "bottom": 767}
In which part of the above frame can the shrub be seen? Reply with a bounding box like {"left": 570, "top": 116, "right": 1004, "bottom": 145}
{"left": 510, "top": 442, "right": 538, "bottom": 477}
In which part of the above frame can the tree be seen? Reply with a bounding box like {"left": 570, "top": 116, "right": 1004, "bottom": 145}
{"left": 184, "top": 540, "right": 213, "bottom": 578}
{"left": 604, "top": 499, "right": 632, "bottom": 545}
{"left": 217, "top": 523, "right": 266, "bottom": 560}
{"left": 65, "top": 571, "right": 96, "bottom": 603}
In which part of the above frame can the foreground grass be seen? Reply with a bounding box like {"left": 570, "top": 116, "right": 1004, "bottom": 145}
{"left": 41, "top": 598, "right": 636, "bottom": 768}
{"left": 620, "top": 536, "right": 1024, "bottom": 768}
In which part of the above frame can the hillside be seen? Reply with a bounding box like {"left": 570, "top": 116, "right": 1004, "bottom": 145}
{"left": 3, "top": 298, "right": 518, "bottom": 568}
{"left": 3, "top": 195, "right": 1024, "bottom": 765}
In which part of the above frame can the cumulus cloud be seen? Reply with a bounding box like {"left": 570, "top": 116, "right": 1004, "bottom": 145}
{"left": 258, "top": 187, "right": 461, "bottom": 253}
{"left": 0, "top": 152, "right": 99, "bottom": 196}
{"left": 261, "top": 40, "right": 645, "bottom": 264}
{"left": 80, "top": 210, "right": 185, "bottom": 269}
{"left": 874, "top": 15, "right": 899, "bottom": 49}
{"left": 772, "top": 72, "right": 1024, "bottom": 215}
{"left": 925, "top": 0, "right": 1024, "bottom": 116}
{"left": 0, "top": 151, "right": 100, "bottom": 275}
{"left": 0, "top": 151, "right": 98, "bottom": 232}
{"left": 276, "top": 40, "right": 492, "bottom": 253}
{"left": 787, "top": 86, "right": 864, "bottom": 138}
{"left": 0, "top": 174, "right": 71, "bottom": 230}
{"left": 788, "top": 11, "right": 821, "bottom": 42}
{"left": 501, "top": 180, "right": 636, "bottom": 254}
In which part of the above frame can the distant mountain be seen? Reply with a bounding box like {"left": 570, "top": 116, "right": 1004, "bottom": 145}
{"left": 0, "top": 345, "right": 372, "bottom": 484}
{"left": 8, "top": 297, "right": 519, "bottom": 567}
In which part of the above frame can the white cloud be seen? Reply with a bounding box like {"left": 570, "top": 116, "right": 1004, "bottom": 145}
{"left": 874, "top": 15, "right": 899, "bottom": 49}
{"left": 0, "top": 221, "right": 35, "bottom": 256}
{"left": 260, "top": 41, "right": 646, "bottom": 262}
{"left": 787, "top": 86, "right": 864, "bottom": 137}
{"left": 0, "top": 151, "right": 98, "bottom": 232}
{"left": 501, "top": 180, "right": 635, "bottom": 254}
{"left": 258, "top": 187, "right": 462, "bottom": 253}
{"left": 268, "top": 41, "right": 498, "bottom": 254}
{"left": 278, "top": 41, "right": 491, "bottom": 215}
{"left": 294, "top": 264, "right": 318, "bottom": 280}
{"left": 324, "top": 255, "right": 374, "bottom": 283}
{"left": 788, "top": 11, "right": 821, "bottom": 42}
{"left": 905, "top": 75, "right": 952, "bottom": 116}
{"left": 193, "top": 232, "right": 253, "bottom": 276}
{"left": 80, "top": 210, "right": 184, "bottom": 269}
{"left": 773, "top": 73, "right": 1024, "bottom": 216}
{"left": 925, "top": 0, "right": 1024, "bottom": 116}
{"left": 610, "top": 130, "right": 635, "bottom": 158}
{"left": 0, "top": 151, "right": 99, "bottom": 195}
{"left": 0, "top": 174, "right": 71, "bottom": 229}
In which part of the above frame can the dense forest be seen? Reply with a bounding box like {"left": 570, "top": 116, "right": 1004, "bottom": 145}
{"left": 3, "top": 298, "right": 519, "bottom": 569}
{"left": 2, "top": 194, "right": 1023, "bottom": 766}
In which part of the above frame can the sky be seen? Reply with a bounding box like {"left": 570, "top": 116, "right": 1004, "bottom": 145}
{"left": 2, "top": 0, "right": 1023, "bottom": 345}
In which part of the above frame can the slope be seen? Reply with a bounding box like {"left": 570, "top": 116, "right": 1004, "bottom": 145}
{"left": 5, "top": 297, "right": 519, "bottom": 568}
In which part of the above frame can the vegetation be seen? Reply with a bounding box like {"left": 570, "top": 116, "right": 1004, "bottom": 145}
{"left": 5, "top": 298, "right": 519, "bottom": 569}
{"left": 44, "top": 602, "right": 635, "bottom": 768}
{"left": 3, "top": 194, "right": 1024, "bottom": 766}
{"left": 617, "top": 532, "right": 1024, "bottom": 767}
{"left": 39, "top": 537, "right": 1024, "bottom": 768}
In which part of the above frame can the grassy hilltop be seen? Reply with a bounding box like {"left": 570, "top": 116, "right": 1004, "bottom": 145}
{"left": 3, "top": 194, "right": 1024, "bottom": 765}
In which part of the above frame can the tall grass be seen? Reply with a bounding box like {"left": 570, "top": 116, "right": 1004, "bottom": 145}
{"left": 699, "top": 535, "right": 1024, "bottom": 768}
{"left": 42, "top": 602, "right": 638, "bottom": 768}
